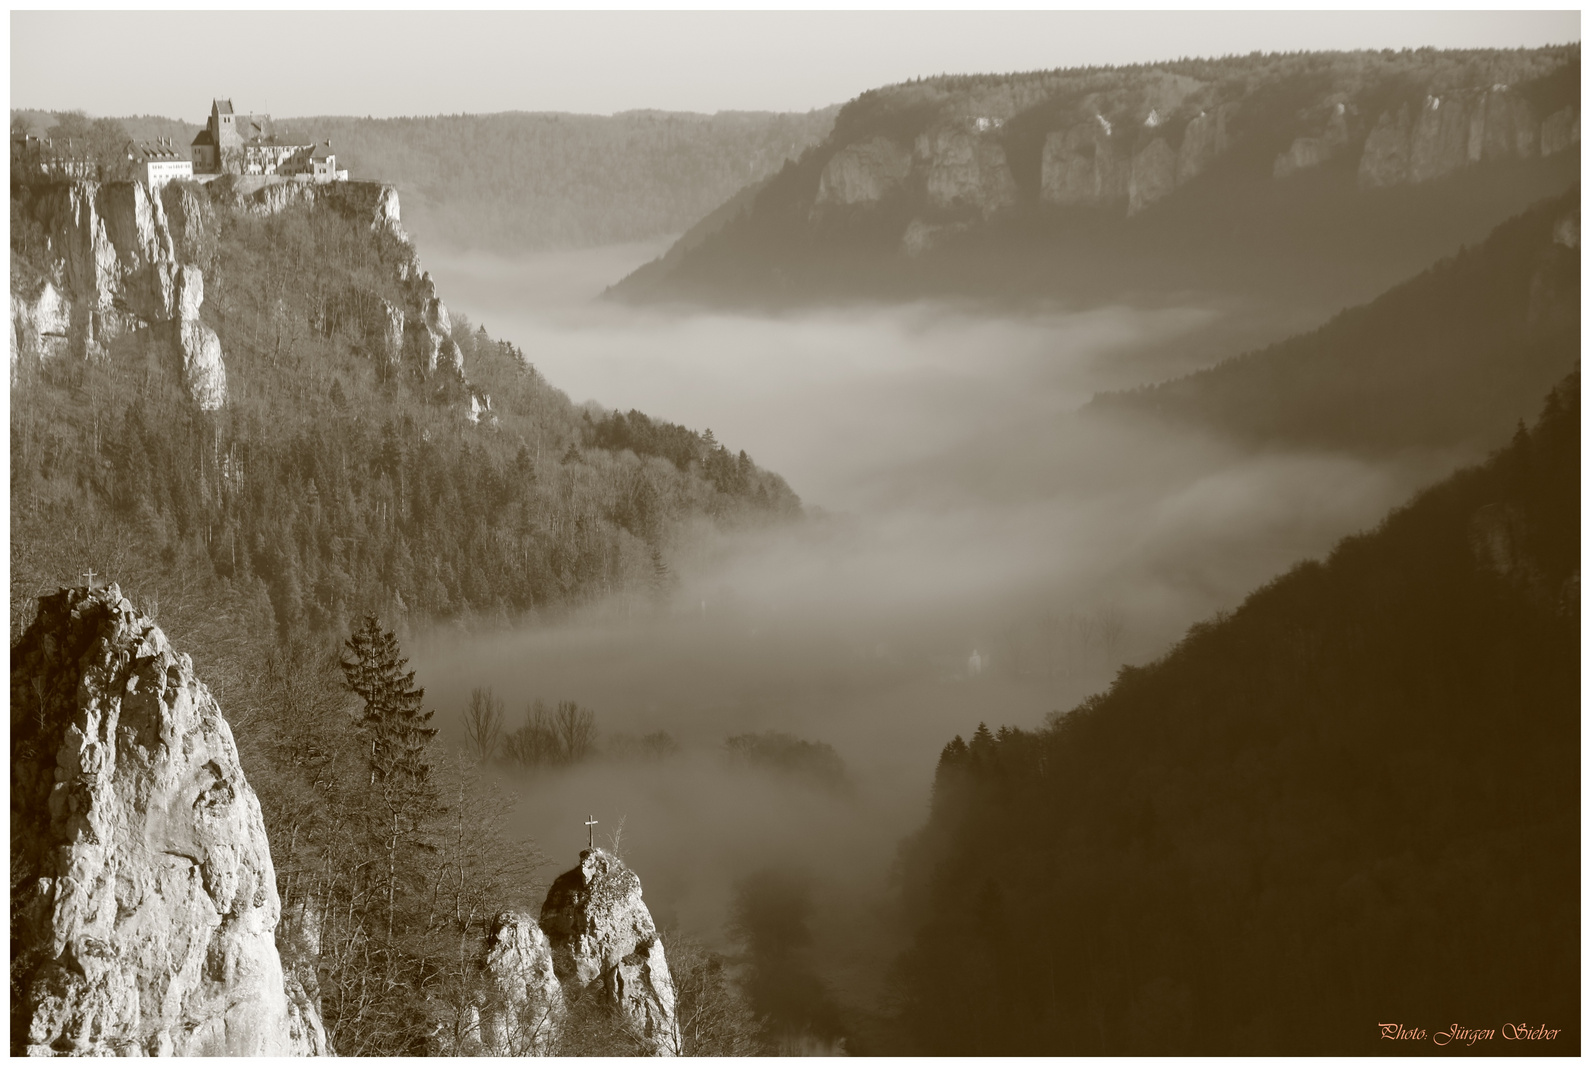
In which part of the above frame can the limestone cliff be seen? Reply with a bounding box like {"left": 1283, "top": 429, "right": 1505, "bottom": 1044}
{"left": 1040, "top": 117, "right": 1129, "bottom": 207}
{"left": 12, "top": 175, "right": 478, "bottom": 414}
{"left": 915, "top": 126, "right": 1018, "bottom": 214}
{"left": 1128, "top": 136, "right": 1177, "bottom": 215}
{"left": 469, "top": 913, "right": 565, "bottom": 1055}
{"left": 1359, "top": 87, "right": 1570, "bottom": 189}
{"left": 461, "top": 848, "right": 680, "bottom": 1056}
{"left": 815, "top": 135, "right": 913, "bottom": 206}
{"left": 10, "top": 586, "right": 326, "bottom": 1056}
{"left": 9, "top": 181, "right": 224, "bottom": 408}
{"left": 1274, "top": 103, "right": 1352, "bottom": 180}
{"left": 540, "top": 848, "right": 681, "bottom": 1055}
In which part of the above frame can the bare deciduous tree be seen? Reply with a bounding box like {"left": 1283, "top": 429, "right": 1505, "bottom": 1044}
{"left": 553, "top": 700, "right": 597, "bottom": 764}
{"left": 462, "top": 687, "right": 505, "bottom": 765}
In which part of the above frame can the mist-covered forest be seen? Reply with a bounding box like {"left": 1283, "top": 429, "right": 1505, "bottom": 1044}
{"left": 886, "top": 377, "right": 1580, "bottom": 1054}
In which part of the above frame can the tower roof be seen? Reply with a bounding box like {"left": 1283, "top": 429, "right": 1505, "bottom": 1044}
{"left": 213, "top": 98, "right": 235, "bottom": 115}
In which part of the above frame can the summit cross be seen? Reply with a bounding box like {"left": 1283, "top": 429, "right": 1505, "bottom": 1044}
{"left": 80, "top": 569, "right": 97, "bottom": 589}
{"left": 585, "top": 815, "right": 598, "bottom": 849}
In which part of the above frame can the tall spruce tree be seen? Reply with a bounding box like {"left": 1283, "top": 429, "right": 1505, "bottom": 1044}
{"left": 340, "top": 614, "right": 438, "bottom": 799}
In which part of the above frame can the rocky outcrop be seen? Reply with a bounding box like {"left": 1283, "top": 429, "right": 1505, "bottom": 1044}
{"left": 1552, "top": 205, "right": 1579, "bottom": 250}
{"left": 404, "top": 274, "right": 465, "bottom": 378}
{"left": 1540, "top": 106, "right": 1580, "bottom": 157}
{"left": 466, "top": 391, "right": 496, "bottom": 426}
{"left": 538, "top": 848, "right": 680, "bottom": 1055}
{"left": 1411, "top": 94, "right": 1480, "bottom": 182}
{"left": 11, "top": 181, "right": 226, "bottom": 409}
{"left": 815, "top": 136, "right": 913, "bottom": 206}
{"left": 325, "top": 288, "right": 406, "bottom": 376}
{"left": 10, "top": 280, "right": 72, "bottom": 382}
{"left": 470, "top": 913, "right": 565, "bottom": 1055}
{"left": 211, "top": 177, "right": 408, "bottom": 243}
{"left": 916, "top": 127, "right": 1018, "bottom": 214}
{"left": 1359, "top": 89, "right": 1574, "bottom": 190}
{"left": 162, "top": 183, "right": 208, "bottom": 264}
{"left": 11, "top": 586, "right": 326, "bottom": 1056}
{"left": 1274, "top": 103, "right": 1351, "bottom": 179}
{"left": 1040, "top": 118, "right": 1128, "bottom": 206}
{"left": 900, "top": 218, "right": 969, "bottom": 258}
{"left": 1177, "top": 103, "right": 1236, "bottom": 184}
{"left": 1128, "top": 137, "right": 1177, "bottom": 215}
{"left": 172, "top": 264, "right": 226, "bottom": 411}
{"left": 1043, "top": 104, "right": 1236, "bottom": 211}
{"left": 1358, "top": 103, "right": 1414, "bottom": 189}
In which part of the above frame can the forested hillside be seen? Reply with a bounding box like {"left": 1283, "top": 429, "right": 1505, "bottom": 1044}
{"left": 1090, "top": 188, "right": 1580, "bottom": 456}
{"left": 9, "top": 179, "right": 798, "bottom": 1054}
{"left": 10, "top": 183, "right": 798, "bottom": 647}
{"left": 613, "top": 47, "right": 1579, "bottom": 309}
{"left": 886, "top": 377, "right": 1579, "bottom": 1054}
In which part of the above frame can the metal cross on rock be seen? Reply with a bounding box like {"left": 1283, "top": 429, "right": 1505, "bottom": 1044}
{"left": 585, "top": 815, "right": 599, "bottom": 849}
{"left": 80, "top": 569, "right": 97, "bottom": 589}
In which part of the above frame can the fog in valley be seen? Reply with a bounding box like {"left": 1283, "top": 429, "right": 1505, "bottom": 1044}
{"left": 409, "top": 244, "right": 1470, "bottom": 1013}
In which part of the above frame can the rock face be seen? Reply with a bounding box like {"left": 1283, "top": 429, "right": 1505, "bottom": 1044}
{"left": 915, "top": 127, "right": 1018, "bottom": 214}
{"left": 1540, "top": 106, "right": 1580, "bottom": 156}
{"left": 10, "top": 280, "right": 71, "bottom": 382}
{"left": 1274, "top": 104, "right": 1351, "bottom": 179}
{"left": 406, "top": 274, "right": 466, "bottom": 378}
{"left": 172, "top": 264, "right": 226, "bottom": 411}
{"left": 11, "top": 181, "right": 226, "bottom": 409}
{"left": 1358, "top": 103, "right": 1414, "bottom": 189}
{"left": 538, "top": 848, "right": 680, "bottom": 1055}
{"left": 472, "top": 913, "right": 565, "bottom": 1055}
{"left": 327, "top": 288, "right": 407, "bottom": 376}
{"left": 10, "top": 586, "right": 326, "bottom": 1056}
{"left": 1359, "top": 90, "right": 1576, "bottom": 189}
{"left": 1128, "top": 137, "right": 1178, "bottom": 215}
{"left": 12, "top": 176, "right": 465, "bottom": 406}
{"left": 1177, "top": 103, "right": 1236, "bottom": 184}
{"left": 1040, "top": 118, "right": 1128, "bottom": 206}
{"left": 815, "top": 136, "right": 913, "bottom": 206}
{"left": 900, "top": 218, "right": 969, "bottom": 258}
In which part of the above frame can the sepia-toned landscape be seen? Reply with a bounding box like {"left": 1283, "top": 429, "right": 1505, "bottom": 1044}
{"left": 8, "top": 11, "right": 1580, "bottom": 1059}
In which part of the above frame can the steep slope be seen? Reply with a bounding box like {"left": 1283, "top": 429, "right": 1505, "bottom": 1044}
{"left": 1089, "top": 187, "right": 1580, "bottom": 456}
{"left": 887, "top": 377, "right": 1579, "bottom": 1054}
{"left": 611, "top": 47, "right": 1579, "bottom": 309}
{"left": 10, "top": 175, "right": 799, "bottom": 647}
{"left": 11, "top": 586, "right": 327, "bottom": 1056}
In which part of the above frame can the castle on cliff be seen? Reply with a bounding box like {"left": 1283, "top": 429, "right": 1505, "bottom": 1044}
{"left": 190, "top": 98, "right": 345, "bottom": 182}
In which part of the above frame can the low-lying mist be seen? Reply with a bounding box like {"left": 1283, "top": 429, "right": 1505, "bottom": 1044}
{"left": 410, "top": 244, "right": 1469, "bottom": 1015}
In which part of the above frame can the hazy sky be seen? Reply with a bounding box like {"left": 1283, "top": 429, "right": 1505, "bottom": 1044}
{"left": 10, "top": 9, "right": 1581, "bottom": 121}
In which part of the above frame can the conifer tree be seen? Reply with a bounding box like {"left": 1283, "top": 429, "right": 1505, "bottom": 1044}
{"left": 340, "top": 613, "right": 438, "bottom": 799}
{"left": 340, "top": 614, "right": 442, "bottom": 959}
